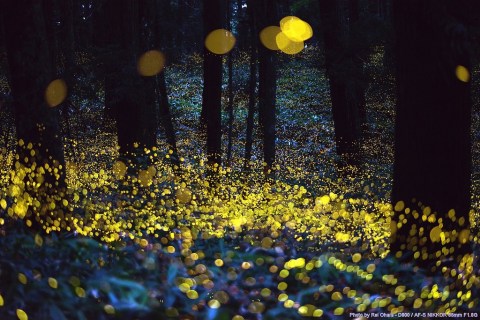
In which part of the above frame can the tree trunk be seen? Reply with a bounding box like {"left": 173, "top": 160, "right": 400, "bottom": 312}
{"left": 244, "top": 0, "right": 257, "bottom": 166}
{"left": 254, "top": 0, "right": 278, "bottom": 172}
{"left": 104, "top": 0, "right": 157, "bottom": 165}
{"left": 3, "top": 0, "right": 66, "bottom": 223}
{"left": 319, "top": 0, "right": 364, "bottom": 162}
{"left": 391, "top": 0, "right": 472, "bottom": 270}
{"left": 226, "top": 0, "right": 235, "bottom": 165}
{"left": 201, "top": 0, "right": 226, "bottom": 165}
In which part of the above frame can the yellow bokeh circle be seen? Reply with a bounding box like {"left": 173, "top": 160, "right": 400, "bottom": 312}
{"left": 137, "top": 50, "right": 166, "bottom": 76}
{"left": 45, "top": 79, "right": 67, "bottom": 107}
{"left": 455, "top": 65, "right": 470, "bottom": 83}
{"left": 205, "top": 29, "right": 236, "bottom": 55}
{"left": 276, "top": 32, "right": 304, "bottom": 55}
{"left": 260, "top": 26, "right": 281, "bottom": 51}
{"left": 280, "top": 16, "right": 313, "bottom": 42}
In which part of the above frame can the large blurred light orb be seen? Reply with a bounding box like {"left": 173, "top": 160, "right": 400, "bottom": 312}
{"left": 137, "top": 50, "right": 166, "bottom": 76}
{"left": 205, "top": 29, "right": 236, "bottom": 55}
{"left": 276, "top": 32, "right": 304, "bottom": 55}
{"left": 45, "top": 79, "right": 67, "bottom": 107}
{"left": 260, "top": 26, "right": 281, "bottom": 51}
{"left": 280, "top": 16, "right": 313, "bottom": 42}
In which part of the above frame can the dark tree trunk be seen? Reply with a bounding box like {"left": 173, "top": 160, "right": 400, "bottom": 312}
{"left": 319, "top": 0, "right": 365, "bottom": 162}
{"left": 3, "top": 0, "right": 66, "bottom": 220}
{"left": 157, "top": 72, "right": 179, "bottom": 163}
{"left": 226, "top": 0, "right": 235, "bottom": 165}
{"left": 201, "top": 0, "right": 226, "bottom": 165}
{"left": 254, "top": 0, "right": 278, "bottom": 172}
{"left": 391, "top": 0, "right": 472, "bottom": 270}
{"left": 244, "top": 0, "right": 257, "bottom": 166}
{"left": 103, "top": 0, "right": 157, "bottom": 165}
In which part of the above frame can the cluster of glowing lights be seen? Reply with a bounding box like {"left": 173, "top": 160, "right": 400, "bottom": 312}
{"left": 205, "top": 29, "right": 236, "bottom": 55}
{"left": 1, "top": 123, "right": 479, "bottom": 317}
{"left": 260, "top": 16, "right": 313, "bottom": 55}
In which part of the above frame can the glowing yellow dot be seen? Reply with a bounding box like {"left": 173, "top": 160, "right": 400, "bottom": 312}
{"left": 333, "top": 307, "right": 344, "bottom": 315}
{"left": 18, "top": 273, "right": 27, "bottom": 285}
{"left": 104, "top": 304, "right": 115, "bottom": 315}
{"left": 261, "top": 237, "right": 273, "bottom": 248}
{"left": 458, "top": 229, "right": 470, "bottom": 244}
{"left": 430, "top": 226, "right": 442, "bottom": 242}
{"left": 456, "top": 65, "right": 470, "bottom": 82}
{"left": 176, "top": 187, "right": 192, "bottom": 204}
{"left": 205, "top": 29, "right": 236, "bottom": 54}
{"left": 313, "top": 309, "right": 323, "bottom": 317}
{"left": 232, "top": 316, "right": 245, "bottom": 320}
{"left": 187, "top": 290, "right": 199, "bottom": 299}
{"left": 260, "top": 26, "right": 281, "bottom": 50}
{"left": 279, "top": 269, "right": 289, "bottom": 278}
{"left": 208, "top": 299, "right": 221, "bottom": 309}
{"left": 284, "top": 299, "right": 295, "bottom": 308}
{"left": 48, "top": 277, "right": 58, "bottom": 289}
{"left": 16, "top": 309, "right": 28, "bottom": 320}
{"left": 0, "top": 293, "right": 3, "bottom": 306}
{"left": 137, "top": 50, "right": 166, "bottom": 76}
{"left": 261, "top": 288, "right": 271, "bottom": 297}
{"left": 352, "top": 253, "right": 362, "bottom": 263}
{"left": 75, "top": 287, "right": 86, "bottom": 297}
{"left": 278, "top": 293, "right": 288, "bottom": 301}
{"left": 413, "top": 298, "right": 423, "bottom": 308}
{"left": 394, "top": 201, "right": 405, "bottom": 212}
{"left": 214, "top": 259, "right": 224, "bottom": 267}
{"left": 278, "top": 282, "right": 288, "bottom": 290}
{"left": 45, "top": 79, "right": 67, "bottom": 107}
{"left": 0, "top": 199, "right": 6, "bottom": 210}
{"left": 35, "top": 234, "right": 43, "bottom": 246}
{"left": 331, "top": 291, "right": 343, "bottom": 301}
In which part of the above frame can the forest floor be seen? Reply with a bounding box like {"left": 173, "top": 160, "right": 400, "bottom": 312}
{"left": 0, "top": 47, "right": 480, "bottom": 319}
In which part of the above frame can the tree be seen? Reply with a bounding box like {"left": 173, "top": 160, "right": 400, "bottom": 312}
{"left": 201, "top": 0, "right": 226, "bottom": 165}
{"left": 3, "top": 0, "right": 67, "bottom": 222}
{"left": 318, "top": 0, "right": 366, "bottom": 162}
{"left": 390, "top": 0, "right": 473, "bottom": 270}
{"left": 103, "top": 0, "right": 158, "bottom": 166}
{"left": 244, "top": 0, "right": 258, "bottom": 166}
{"left": 254, "top": 0, "right": 278, "bottom": 172}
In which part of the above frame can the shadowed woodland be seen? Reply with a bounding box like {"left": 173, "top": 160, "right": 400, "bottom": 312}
{"left": 1, "top": 0, "right": 480, "bottom": 319}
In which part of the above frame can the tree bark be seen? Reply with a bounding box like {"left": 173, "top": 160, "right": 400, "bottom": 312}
{"left": 319, "top": 0, "right": 365, "bottom": 162}
{"left": 103, "top": 0, "right": 157, "bottom": 165}
{"left": 244, "top": 0, "right": 257, "bottom": 166}
{"left": 254, "top": 0, "right": 278, "bottom": 172}
{"left": 3, "top": 0, "right": 67, "bottom": 225}
{"left": 391, "top": 0, "right": 472, "bottom": 270}
{"left": 201, "top": 0, "right": 226, "bottom": 165}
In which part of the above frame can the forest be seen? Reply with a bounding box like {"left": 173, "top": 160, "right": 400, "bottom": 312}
{"left": 0, "top": 0, "right": 479, "bottom": 319}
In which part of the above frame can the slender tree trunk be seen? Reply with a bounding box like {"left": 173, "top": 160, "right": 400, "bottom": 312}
{"left": 254, "top": 0, "right": 278, "bottom": 172}
{"left": 157, "top": 73, "right": 179, "bottom": 162}
{"left": 226, "top": 0, "right": 235, "bottom": 165}
{"left": 391, "top": 0, "right": 472, "bottom": 270}
{"left": 201, "top": 0, "right": 226, "bottom": 165}
{"left": 244, "top": 1, "right": 257, "bottom": 166}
